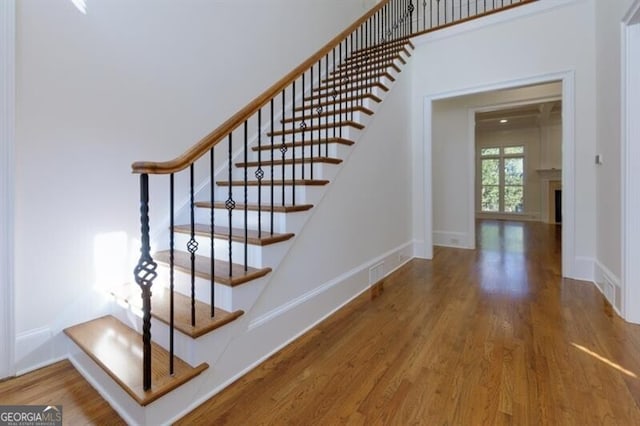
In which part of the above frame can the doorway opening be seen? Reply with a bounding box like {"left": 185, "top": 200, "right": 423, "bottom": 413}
{"left": 425, "top": 73, "right": 575, "bottom": 278}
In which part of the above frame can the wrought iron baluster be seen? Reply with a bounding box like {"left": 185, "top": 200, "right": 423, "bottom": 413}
{"left": 243, "top": 121, "right": 248, "bottom": 271}
{"left": 280, "top": 90, "right": 287, "bottom": 206}
{"left": 310, "top": 64, "right": 315, "bottom": 180}
{"left": 188, "top": 164, "right": 197, "bottom": 327}
{"left": 292, "top": 82, "right": 296, "bottom": 205}
{"left": 332, "top": 47, "right": 337, "bottom": 141}
{"left": 339, "top": 42, "right": 344, "bottom": 141}
{"left": 209, "top": 149, "right": 215, "bottom": 317}
{"left": 169, "top": 173, "right": 175, "bottom": 373}
{"left": 324, "top": 53, "right": 329, "bottom": 159}
{"left": 226, "top": 134, "right": 235, "bottom": 277}
{"left": 270, "top": 100, "right": 275, "bottom": 235}
{"left": 257, "top": 110, "right": 263, "bottom": 237}
{"left": 134, "top": 173, "right": 157, "bottom": 392}
{"left": 317, "top": 59, "right": 322, "bottom": 161}
{"left": 301, "top": 73, "right": 306, "bottom": 180}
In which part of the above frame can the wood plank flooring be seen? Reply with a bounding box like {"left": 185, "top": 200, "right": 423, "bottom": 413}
{"left": 0, "top": 360, "right": 125, "bottom": 425}
{"left": 3, "top": 220, "right": 640, "bottom": 424}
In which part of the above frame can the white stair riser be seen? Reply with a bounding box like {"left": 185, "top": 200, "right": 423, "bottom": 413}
{"left": 171, "top": 233, "right": 292, "bottom": 269}
{"left": 267, "top": 125, "right": 360, "bottom": 142}
{"left": 154, "top": 265, "right": 270, "bottom": 312}
{"left": 320, "top": 74, "right": 395, "bottom": 91}
{"left": 192, "top": 208, "right": 306, "bottom": 234}
{"left": 250, "top": 142, "right": 352, "bottom": 162}
{"left": 313, "top": 84, "right": 387, "bottom": 100}
{"left": 300, "top": 97, "right": 381, "bottom": 114}
{"left": 283, "top": 110, "right": 370, "bottom": 125}
{"left": 232, "top": 162, "right": 338, "bottom": 181}
{"left": 217, "top": 183, "right": 325, "bottom": 205}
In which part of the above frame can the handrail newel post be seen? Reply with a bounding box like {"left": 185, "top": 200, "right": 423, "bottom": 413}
{"left": 133, "top": 173, "right": 157, "bottom": 391}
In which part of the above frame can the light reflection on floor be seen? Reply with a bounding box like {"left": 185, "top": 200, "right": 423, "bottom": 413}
{"left": 476, "top": 220, "right": 550, "bottom": 298}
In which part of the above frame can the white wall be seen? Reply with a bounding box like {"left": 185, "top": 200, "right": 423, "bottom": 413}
{"left": 411, "top": 0, "right": 597, "bottom": 280}
{"left": 594, "top": 0, "right": 635, "bottom": 301}
{"left": 13, "top": 0, "right": 370, "bottom": 373}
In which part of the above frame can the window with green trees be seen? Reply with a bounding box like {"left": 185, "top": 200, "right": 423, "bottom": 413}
{"left": 480, "top": 146, "right": 524, "bottom": 213}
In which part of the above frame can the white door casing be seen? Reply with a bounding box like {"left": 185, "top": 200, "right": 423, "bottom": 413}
{"left": 622, "top": 0, "right": 640, "bottom": 323}
{"left": 0, "top": 0, "right": 16, "bottom": 380}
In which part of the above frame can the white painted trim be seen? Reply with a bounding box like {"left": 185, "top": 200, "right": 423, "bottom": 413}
{"left": 433, "top": 231, "right": 469, "bottom": 249}
{"left": 0, "top": 0, "right": 15, "bottom": 380}
{"left": 561, "top": 72, "right": 577, "bottom": 279}
{"left": 594, "top": 260, "right": 623, "bottom": 317}
{"left": 423, "top": 71, "right": 578, "bottom": 279}
{"left": 622, "top": 0, "right": 640, "bottom": 323}
{"left": 248, "top": 241, "right": 414, "bottom": 330}
{"left": 423, "top": 98, "right": 434, "bottom": 259}
{"left": 466, "top": 109, "right": 476, "bottom": 249}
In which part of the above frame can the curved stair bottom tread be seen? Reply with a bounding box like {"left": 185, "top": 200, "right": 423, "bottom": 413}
{"left": 111, "top": 283, "right": 244, "bottom": 339}
{"left": 64, "top": 315, "right": 208, "bottom": 406}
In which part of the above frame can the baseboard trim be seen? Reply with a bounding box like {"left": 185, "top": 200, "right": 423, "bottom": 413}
{"left": 594, "top": 260, "right": 623, "bottom": 317}
{"left": 249, "top": 241, "right": 414, "bottom": 330}
{"left": 433, "top": 231, "right": 470, "bottom": 249}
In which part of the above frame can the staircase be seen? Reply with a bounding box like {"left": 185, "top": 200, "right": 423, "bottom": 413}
{"left": 61, "top": 0, "right": 536, "bottom": 424}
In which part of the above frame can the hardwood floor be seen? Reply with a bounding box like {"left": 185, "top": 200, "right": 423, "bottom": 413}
{"left": 0, "top": 360, "right": 125, "bottom": 425}
{"left": 4, "top": 220, "right": 640, "bottom": 425}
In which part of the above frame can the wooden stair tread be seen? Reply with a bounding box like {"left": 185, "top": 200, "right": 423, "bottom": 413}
{"left": 111, "top": 283, "right": 244, "bottom": 339}
{"left": 348, "top": 45, "right": 411, "bottom": 60}
{"left": 173, "top": 224, "right": 294, "bottom": 246}
{"left": 332, "top": 61, "right": 401, "bottom": 75}
{"left": 351, "top": 39, "right": 414, "bottom": 56}
{"left": 236, "top": 157, "right": 342, "bottom": 167}
{"left": 305, "top": 90, "right": 382, "bottom": 102}
{"left": 322, "top": 71, "right": 396, "bottom": 85}
{"left": 251, "top": 137, "right": 354, "bottom": 151}
{"left": 289, "top": 105, "right": 374, "bottom": 118}
{"left": 312, "top": 81, "right": 389, "bottom": 94}
{"left": 155, "top": 250, "right": 271, "bottom": 286}
{"left": 216, "top": 179, "right": 330, "bottom": 187}
{"left": 302, "top": 93, "right": 382, "bottom": 108}
{"left": 64, "top": 315, "right": 208, "bottom": 406}
{"left": 337, "top": 57, "right": 403, "bottom": 73}
{"left": 267, "top": 120, "right": 364, "bottom": 137}
{"left": 344, "top": 51, "right": 408, "bottom": 66}
{"left": 196, "top": 201, "right": 314, "bottom": 213}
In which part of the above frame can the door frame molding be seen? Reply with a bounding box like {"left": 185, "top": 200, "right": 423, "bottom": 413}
{"left": 423, "top": 71, "right": 576, "bottom": 278}
{"left": 0, "top": 0, "right": 16, "bottom": 379}
{"left": 622, "top": 0, "right": 640, "bottom": 323}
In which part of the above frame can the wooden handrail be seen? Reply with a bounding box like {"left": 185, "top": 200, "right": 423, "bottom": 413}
{"left": 131, "top": 0, "right": 393, "bottom": 175}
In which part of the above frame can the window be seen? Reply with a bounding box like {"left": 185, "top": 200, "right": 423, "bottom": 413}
{"left": 480, "top": 146, "right": 524, "bottom": 213}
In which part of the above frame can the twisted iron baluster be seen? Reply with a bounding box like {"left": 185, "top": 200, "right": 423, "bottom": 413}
{"left": 134, "top": 173, "right": 157, "bottom": 392}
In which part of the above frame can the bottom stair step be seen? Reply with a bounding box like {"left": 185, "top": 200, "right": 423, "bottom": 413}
{"left": 64, "top": 315, "right": 209, "bottom": 406}
{"left": 111, "top": 282, "right": 244, "bottom": 338}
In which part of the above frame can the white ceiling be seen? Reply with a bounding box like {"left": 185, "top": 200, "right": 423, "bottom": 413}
{"left": 475, "top": 100, "right": 562, "bottom": 131}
